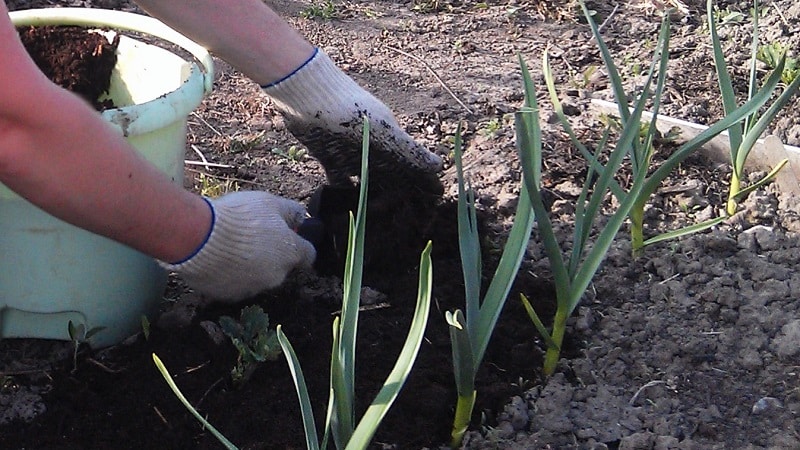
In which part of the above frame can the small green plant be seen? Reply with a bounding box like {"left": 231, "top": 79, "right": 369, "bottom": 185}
{"left": 411, "top": 0, "right": 450, "bottom": 13}
{"left": 478, "top": 117, "right": 502, "bottom": 138}
{"left": 599, "top": 113, "right": 681, "bottom": 146}
{"left": 570, "top": 64, "right": 598, "bottom": 90}
{"left": 707, "top": 0, "right": 800, "bottom": 215}
{"left": 228, "top": 132, "right": 265, "bottom": 153}
{"left": 196, "top": 172, "right": 239, "bottom": 197}
{"left": 299, "top": 0, "right": 338, "bottom": 20}
{"left": 271, "top": 144, "right": 308, "bottom": 162}
{"left": 756, "top": 42, "right": 800, "bottom": 85}
{"left": 141, "top": 315, "right": 151, "bottom": 341}
{"left": 714, "top": 7, "right": 745, "bottom": 26}
{"left": 67, "top": 321, "right": 105, "bottom": 373}
{"left": 447, "top": 124, "right": 535, "bottom": 447}
{"left": 219, "top": 305, "right": 282, "bottom": 385}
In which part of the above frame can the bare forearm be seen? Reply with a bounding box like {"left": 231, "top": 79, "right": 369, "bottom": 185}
{"left": 0, "top": 84, "right": 210, "bottom": 263}
{"left": 134, "top": 0, "right": 314, "bottom": 85}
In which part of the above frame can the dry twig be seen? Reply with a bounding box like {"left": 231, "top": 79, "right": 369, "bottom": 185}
{"left": 386, "top": 46, "right": 475, "bottom": 115}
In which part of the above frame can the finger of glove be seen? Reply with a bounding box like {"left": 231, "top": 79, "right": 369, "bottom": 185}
{"left": 268, "top": 194, "right": 309, "bottom": 229}
{"left": 292, "top": 233, "right": 317, "bottom": 269}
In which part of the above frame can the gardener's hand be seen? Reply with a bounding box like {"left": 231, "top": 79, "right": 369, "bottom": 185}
{"left": 159, "top": 191, "right": 316, "bottom": 302}
{"left": 262, "top": 48, "right": 443, "bottom": 191}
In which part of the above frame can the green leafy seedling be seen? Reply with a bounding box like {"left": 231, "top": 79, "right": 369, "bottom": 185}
{"left": 67, "top": 320, "right": 105, "bottom": 373}
{"left": 196, "top": 172, "right": 239, "bottom": 197}
{"left": 756, "top": 42, "right": 800, "bottom": 85}
{"left": 479, "top": 117, "right": 502, "bottom": 138}
{"left": 141, "top": 315, "right": 151, "bottom": 341}
{"left": 271, "top": 144, "right": 308, "bottom": 162}
{"left": 228, "top": 131, "right": 265, "bottom": 153}
{"left": 219, "top": 305, "right": 282, "bottom": 385}
{"left": 299, "top": 0, "right": 338, "bottom": 20}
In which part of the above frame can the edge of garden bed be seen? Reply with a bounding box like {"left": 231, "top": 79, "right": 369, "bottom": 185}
{"left": 590, "top": 98, "right": 800, "bottom": 197}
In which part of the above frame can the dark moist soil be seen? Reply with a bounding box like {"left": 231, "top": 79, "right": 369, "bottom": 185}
{"left": 3, "top": 1, "right": 800, "bottom": 449}
{"left": 17, "top": 25, "right": 118, "bottom": 110}
{"left": 0, "top": 188, "right": 559, "bottom": 449}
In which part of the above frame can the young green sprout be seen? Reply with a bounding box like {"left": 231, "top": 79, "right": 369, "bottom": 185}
{"left": 67, "top": 321, "right": 105, "bottom": 373}
{"left": 447, "top": 124, "right": 535, "bottom": 447}
{"left": 517, "top": 51, "right": 650, "bottom": 375}
{"left": 706, "top": 0, "right": 800, "bottom": 215}
{"left": 276, "top": 117, "right": 433, "bottom": 450}
{"left": 218, "top": 305, "right": 282, "bottom": 385}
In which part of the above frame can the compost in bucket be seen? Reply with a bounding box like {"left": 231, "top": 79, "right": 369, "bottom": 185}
{"left": 18, "top": 25, "right": 119, "bottom": 110}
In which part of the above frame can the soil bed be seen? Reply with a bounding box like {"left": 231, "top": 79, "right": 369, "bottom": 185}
{"left": 2, "top": 1, "right": 800, "bottom": 449}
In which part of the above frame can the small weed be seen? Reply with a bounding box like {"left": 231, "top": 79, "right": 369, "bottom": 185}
{"left": 505, "top": 5, "right": 523, "bottom": 18}
{"left": 67, "top": 321, "right": 105, "bottom": 373}
{"left": 411, "top": 0, "right": 451, "bottom": 13}
{"left": 196, "top": 172, "right": 239, "bottom": 197}
{"left": 714, "top": 7, "right": 745, "bottom": 26}
{"left": 599, "top": 114, "right": 679, "bottom": 146}
{"left": 271, "top": 144, "right": 308, "bottom": 162}
{"left": 479, "top": 118, "right": 502, "bottom": 138}
{"left": 219, "top": 305, "right": 282, "bottom": 386}
{"left": 478, "top": 115, "right": 513, "bottom": 139}
{"left": 228, "top": 132, "right": 265, "bottom": 153}
{"left": 757, "top": 42, "right": 800, "bottom": 84}
{"left": 622, "top": 54, "right": 642, "bottom": 76}
{"left": 141, "top": 315, "right": 151, "bottom": 341}
{"left": 566, "top": 65, "right": 599, "bottom": 90}
{"left": 300, "top": 0, "right": 338, "bottom": 20}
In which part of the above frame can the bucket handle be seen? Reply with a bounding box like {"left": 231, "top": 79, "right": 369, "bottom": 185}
{"left": 10, "top": 8, "right": 214, "bottom": 94}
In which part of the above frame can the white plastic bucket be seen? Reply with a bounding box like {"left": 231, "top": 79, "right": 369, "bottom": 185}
{"left": 1, "top": 9, "right": 214, "bottom": 347}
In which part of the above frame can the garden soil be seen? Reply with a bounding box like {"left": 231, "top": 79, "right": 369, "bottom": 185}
{"left": 16, "top": 24, "right": 119, "bottom": 109}
{"left": 2, "top": 1, "right": 800, "bottom": 449}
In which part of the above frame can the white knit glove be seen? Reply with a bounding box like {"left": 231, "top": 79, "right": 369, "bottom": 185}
{"left": 159, "top": 191, "right": 316, "bottom": 302}
{"left": 262, "top": 48, "right": 443, "bottom": 186}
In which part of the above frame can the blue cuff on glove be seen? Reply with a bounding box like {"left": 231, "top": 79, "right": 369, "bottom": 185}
{"left": 260, "top": 47, "right": 320, "bottom": 89}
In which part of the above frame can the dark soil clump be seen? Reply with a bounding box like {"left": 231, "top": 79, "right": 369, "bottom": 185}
{"left": 307, "top": 182, "right": 463, "bottom": 279}
{"left": 18, "top": 25, "right": 118, "bottom": 109}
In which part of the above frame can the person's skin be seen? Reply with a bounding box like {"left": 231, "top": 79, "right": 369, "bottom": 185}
{"left": 0, "top": 0, "right": 211, "bottom": 263}
{"left": 133, "top": 0, "right": 314, "bottom": 85}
